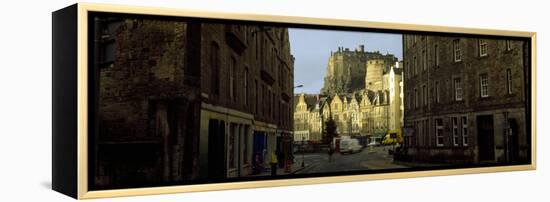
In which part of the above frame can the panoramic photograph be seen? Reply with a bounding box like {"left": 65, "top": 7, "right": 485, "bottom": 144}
{"left": 89, "top": 15, "right": 531, "bottom": 190}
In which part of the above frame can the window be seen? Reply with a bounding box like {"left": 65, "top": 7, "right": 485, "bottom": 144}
{"left": 279, "top": 66, "right": 283, "bottom": 89}
{"left": 414, "top": 88, "right": 419, "bottom": 108}
{"left": 462, "top": 116, "right": 468, "bottom": 146}
{"left": 434, "top": 44, "right": 439, "bottom": 67}
{"left": 271, "top": 91, "right": 275, "bottom": 118}
{"left": 211, "top": 43, "right": 220, "bottom": 95}
{"left": 255, "top": 34, "right": 259, "bottom": 60}
{"left": 405, "top": 61, "right": 410, "bottom": 78}
{"left": 413, "top": 56, "right": 417, "bottom": 75}
{"left": 452, "top": 117, "right": 459, "bottom": 146}
{"left": 100, "top": 40, "right": 116, "bottom": 67}
{"left": 423, "top": 84, "right": 428, "bottom": 106}
{"left": 229, "top": 57, "right": 236, "bottom": 101}
{"left": 407, "top": 93, "right": 411, "bottom": 109}
{"left": 261, "top": 84, "right": 265, "bottom": 116}
{"left": 454, "top": 78, "right": 463, "bottom": 101}
{"left": 267, "top": 88, "right": 272, "bottom": 117}
{"left": 411, "top": 92, "right": 414, "bottom": 109}
{"left": 272, "top": 48, "right": 277, "bottom": 72}
{"left": 244, "top": 27, "right": 249, "bottom": 44}
{"left": 423, "top": 49, "right": 427, "bottom": 71}
{"left": 479, "top": 39, "right": 488, "bottom": 57}
{"left": 255, "top": 80, "right": 259, "bottom": 114}
{"left": 453, "top": 39, "right": 462, "bottom": 62}
{"left": 435, "top": 81, "right": 440, "bottom": 103}
{"left": 435, "top": 119, "right": 444, "bottom": 147}
{"left": 266, "top": 39, "right": 268, "bottom": 66}
{"left": 507, "top": 69, "right": 513, "bottom": 94}
{"left": 244, "top": 68, "right": 248, "bottom": 105}
{"left": 480, "top": 73, "right": 489, "bottom": 98}
{"left": 506, "top": 40, "right": 512, "bottom": 51}
{"left": 98, "top": 20, "right": 121, "bottom": 68}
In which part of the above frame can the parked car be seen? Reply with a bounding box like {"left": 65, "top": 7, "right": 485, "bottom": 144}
{"left": 339, "top": 138, "right": 363, "bottom": 154}
{"left": 367, "top": 141, "right": 380, "bottom": 147}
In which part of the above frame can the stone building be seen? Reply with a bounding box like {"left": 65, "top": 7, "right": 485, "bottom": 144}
{"left": 294, "top": 90, "right": 390, "bottom": 143}
{"left": 94, "top": 17, "right": 294, "bottom": 187}
{"left": 333, "top": 93, "right": 364, "bottom": 136}
{"left": 402, "top": 34, "right": 530, "bottom": 164}
{"left": 294, "top": 46, "right": 403, "bottom": 145}
{"left": 293, "top": 94, "right": 323, "bottom": 142}
{"left": 198, "top": 24, "right": 294, "bottom": 179}
{"left": 365, "top": 59, "right": 386, "bottom": 91}
{"left": 386, "top": 64, "right": 404, "bottom": 131}
{"left": 362, "top": 90, "right": 390, "bottom": 141}
{"left": 308, "top": 102, "right": 323, "bottom": 142}
{"left": 321, "top": 45, "right": 397, "bottom": 94}
{"left": 93, "top": 18, "right": 201, "bottom": 188}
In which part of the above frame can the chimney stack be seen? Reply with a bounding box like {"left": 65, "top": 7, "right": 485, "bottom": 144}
{"left": 359, "top": 45, "right": 365, "bottom": 52}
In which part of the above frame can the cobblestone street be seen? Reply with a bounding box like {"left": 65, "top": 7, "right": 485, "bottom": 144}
{"left": 295, "top": 146, "right": 409, "bottom": 174}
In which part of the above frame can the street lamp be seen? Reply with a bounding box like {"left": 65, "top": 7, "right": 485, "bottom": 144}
{"left": 294, "top": 84, "right": 303, "bottom": 88}
{"left": 301, "top": 136, "right": 305, "bottom": 168}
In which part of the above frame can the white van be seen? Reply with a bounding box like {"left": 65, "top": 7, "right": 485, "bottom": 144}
{"left": 339, "top": 138, "right": 363, "bottom": 154}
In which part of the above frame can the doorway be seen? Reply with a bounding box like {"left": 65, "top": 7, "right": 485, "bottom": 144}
{"left": 507, "top": 119, "right": 520, "bottom": 162}
{"left": 208, "top": 119, "right": 226, "bottom": 181}
{"left": 477, "top": 115, "right": 495, "bottom": 161}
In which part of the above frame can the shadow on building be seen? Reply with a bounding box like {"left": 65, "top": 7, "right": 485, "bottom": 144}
{"left": 400, "top": 35, "right": 530, "bottom": 165}
{"left": 91, "top": 16, "right": 294, "bottom": 189}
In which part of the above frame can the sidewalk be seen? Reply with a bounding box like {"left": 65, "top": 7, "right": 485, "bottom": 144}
{"left": 392, "top": 160, "right": 450, "bottom": 168}
{"left": 249, "top": 161, "right": 311, "bottom": 177}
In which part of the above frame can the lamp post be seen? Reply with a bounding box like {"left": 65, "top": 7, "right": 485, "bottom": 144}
{"left": 294, "top": 84, "right": 304, "bottom": 168}
{"left": 301, "top": 136, "right": 305, "bottom": 168}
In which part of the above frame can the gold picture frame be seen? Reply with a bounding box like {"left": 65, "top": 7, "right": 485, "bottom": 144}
{"left": 52, "top": 3, "right": 536, "bottom": 199}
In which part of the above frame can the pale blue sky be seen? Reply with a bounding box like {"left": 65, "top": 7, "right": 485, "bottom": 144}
{"left": 289, "top": 28, "right": 402, "bottom": 94}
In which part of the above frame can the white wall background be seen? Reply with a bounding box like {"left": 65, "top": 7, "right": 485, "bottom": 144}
{"left": 0, "top": 0, "right": 546, "bottom": 201}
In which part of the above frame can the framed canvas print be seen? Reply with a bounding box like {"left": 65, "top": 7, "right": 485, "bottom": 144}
{"left": 52, "top": 3, "right": 536, "bottom": 199}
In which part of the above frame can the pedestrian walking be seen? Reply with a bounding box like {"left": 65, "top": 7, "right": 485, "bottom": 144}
{"left": 270, "top": 152, "right": 278, "bottom": 176}
{"left": 328, "top": 144, "right": 334, "bottom": 162}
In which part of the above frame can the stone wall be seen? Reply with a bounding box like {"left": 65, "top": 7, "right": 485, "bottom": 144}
{"left": 95, "top": 18, "right": 201, "bottom": 188}
{"left": 402, "top": 34, "right": 529, "bottom": 163}
{"left": 200, "top": 24, "right": 294, "bottom": 130}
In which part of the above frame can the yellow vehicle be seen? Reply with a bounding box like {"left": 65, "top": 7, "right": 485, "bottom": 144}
{"left": 382, "top": 129, "right": 404, "bottom": 145}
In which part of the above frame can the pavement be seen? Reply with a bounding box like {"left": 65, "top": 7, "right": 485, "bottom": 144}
{"left": 295, "top": 145, "right": 408, "bottom": 174}
{"left": 249, "top": 145, "right": 447, "bottom": 177}
{"left": 249, "top": 160, "right": 312, "bottom": 177}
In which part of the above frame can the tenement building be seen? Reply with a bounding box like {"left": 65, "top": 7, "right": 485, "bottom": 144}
{"left": 402, "top": 35, "right": 530, "bottom": 163}
{"left": 294, "top": 94, "right": 323, "bottom": 142}
{"left": 293, "top": 90, "right": 393, "bottom": 144}
{"left": 199, "top": 24, "right": 294, "bottom": 179}
{"left": 94, "top": 18, "right": 202, "bottom": 188}
{"left": 95, "top": 17, "right": 295, "bottom": 187}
